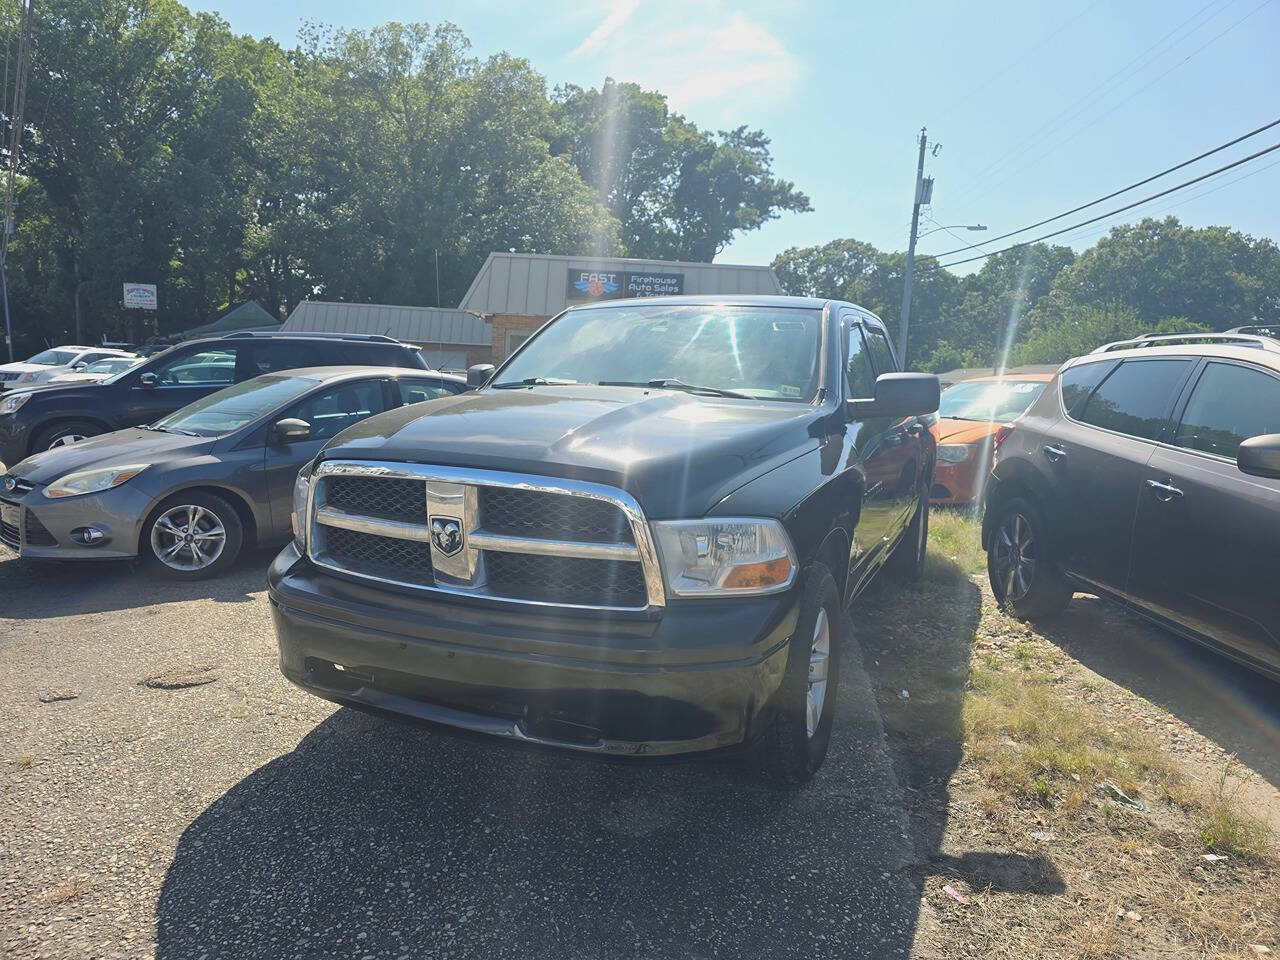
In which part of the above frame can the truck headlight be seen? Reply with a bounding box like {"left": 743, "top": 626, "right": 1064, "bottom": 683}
{"left": 936, "top": 443, "right": 974, "bottom": 463}
{"left": 0, "top": 392, "right": 30, "bottom": 415}
{"left": 44, "top": 463, "right": 147, "bottom": 499}
{"left": 291, "top": 464, "right": 312, "bottom": 549}
{"left": 652, "top": 518, "right": 797, "bottom": 597}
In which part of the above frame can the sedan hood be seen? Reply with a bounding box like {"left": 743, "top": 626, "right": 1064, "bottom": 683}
{"left": 321, "top": 387, "right": 825, "bottom": 518}
{"left": 11, "top": 428, "right": 216, "bottom": 485}
{"left": 0, "top": 362, "right": 45, "bottom": 375}
{"left": 935, "top": 418, "right": 1002, "bottom": 444}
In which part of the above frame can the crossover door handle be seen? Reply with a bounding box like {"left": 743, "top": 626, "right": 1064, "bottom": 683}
{"left": 1042, "top": 444, "right": 1067, "bottom": 463}
{"left": 1145, "top": 478, "right": 1184, "bottom": 501}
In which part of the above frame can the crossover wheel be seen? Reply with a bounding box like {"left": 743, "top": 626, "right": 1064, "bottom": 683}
{"left": 143, "top": 492, "right": 243, "bottom": 580}
{"left": 32, "top": 420, "right": 103, "bottom": 453}
{"left": 986, "top": 497, "right": 1072, "bottom": 620}
{"left": 761, "top": 562, "right": 844, "bottom": 784}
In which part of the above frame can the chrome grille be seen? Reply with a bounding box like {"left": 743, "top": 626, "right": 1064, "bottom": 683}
{"left": 308, "top": 462, "right": 665, "bottom": 610}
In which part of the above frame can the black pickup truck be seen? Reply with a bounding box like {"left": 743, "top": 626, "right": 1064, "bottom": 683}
{"left": 269, "top": 295, "right": 938, "bottom": 781}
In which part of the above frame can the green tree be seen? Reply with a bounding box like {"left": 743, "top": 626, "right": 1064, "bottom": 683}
{"left": 1010, "top": 302, "right": 1208, "bottom": 365}
{"left": 552, "top": 79, "right": 810, "bottom": 261}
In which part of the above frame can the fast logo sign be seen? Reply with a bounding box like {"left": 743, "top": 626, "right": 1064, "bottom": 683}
{"left": 565, "top": 268, "right": 685, "bottom": 302}
{"left": 569, "top": 271, "right": 621, "bottom": 300}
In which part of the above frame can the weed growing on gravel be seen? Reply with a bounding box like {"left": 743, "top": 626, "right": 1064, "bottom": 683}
{"left": 6, "top": 753, "right": 37, "bottom": 768}
{"left": 1199, "top": 765, "right": 1277, "bottom": 861}
{"left": 44, "top": 879, "right": 90, "bottom": 903}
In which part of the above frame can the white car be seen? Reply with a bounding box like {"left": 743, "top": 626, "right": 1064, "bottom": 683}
{"left": 46, "top": 355, "right": 141, "bottom": 384}
{"left": 0, "top": 346, "right": 135, "bottom": 388}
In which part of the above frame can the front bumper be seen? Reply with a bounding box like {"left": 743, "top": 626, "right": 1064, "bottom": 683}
{"left": 268, "top": 543, "right": 799, "bottom": 756}
{"left": 931, "top": 456, "right": 982, "bottom": 505}
{"left": 0, "top": 481, "right": 149, "bottom": 559}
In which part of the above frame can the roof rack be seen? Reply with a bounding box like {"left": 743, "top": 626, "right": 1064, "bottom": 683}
{"left": 1091, "top": 332, "right": 1280, "bottom": 354}
{"left": 218, "top": 331, "right": 402, "bottom": 344}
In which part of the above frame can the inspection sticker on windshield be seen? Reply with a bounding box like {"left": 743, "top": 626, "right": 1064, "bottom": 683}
{"left": 780, "top": 384, "right": 802, "bottom": 397}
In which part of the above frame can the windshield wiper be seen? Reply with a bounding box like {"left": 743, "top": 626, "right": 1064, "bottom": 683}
{"left": 599, "top": 378, "right": 753, "bottom": 399}
{"left": 491, "top": 377, "right": 579, "bottom": 389}
{"left": 144, "top": 424, "right": 200, "bottom": 436}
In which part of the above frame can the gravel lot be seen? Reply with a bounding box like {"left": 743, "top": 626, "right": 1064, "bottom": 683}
{"left": 1, "top": 549, "right": 925, "bottom": 960}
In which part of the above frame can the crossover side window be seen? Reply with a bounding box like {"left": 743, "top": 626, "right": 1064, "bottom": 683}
{"left": 845, "top": 324, "right": 876, "bottom": 398}
{"left": 1173, "top": 362, "right": 1280, "bottom": 460}
{"left": 1058, "top": 360, "right": 1112, "bottom": 416}
{"left": 152, "top": 347, "right": 239, "bottom": 386}
{"left": 863, "top": 325, "right": 898, "bottom": 375}
{"left": 1075, "top": 358, "right": 1192, "bottom": 441}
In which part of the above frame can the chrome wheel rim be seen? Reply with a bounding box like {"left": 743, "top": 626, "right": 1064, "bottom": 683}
{"left": 806, "top": 607, "right": 831, "bottom": 738}
{"left": 993, "top": 513, "right": 1036, "bottom": 601}
{"left": 49, "top": 433, "right": 87, "bottom": 448}
{"left": 150, "top": 505, "right": 226, "bottom": 571}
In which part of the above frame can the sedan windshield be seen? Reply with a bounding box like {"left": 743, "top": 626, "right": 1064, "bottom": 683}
{"left": 153, "top": 374, "right": 317, "bottom": 436}
{"left": 26, "top": 349, "right": 78, "bottom": 366}
{"left": 939, "top": 379, "right": 1046, "bottom": 421}
{"left": 493, "top": 304, "right": 824, "bottom": 402}
{"left": 82, "top": 358, "right": 137, "bottom": 374}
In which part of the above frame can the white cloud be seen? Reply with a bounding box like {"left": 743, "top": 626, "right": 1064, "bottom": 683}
{"left": 570, "top": 0, "right": 642, "bottom": 58}
{"left": 565, "top": 2, "right": 801, "bottom": 119}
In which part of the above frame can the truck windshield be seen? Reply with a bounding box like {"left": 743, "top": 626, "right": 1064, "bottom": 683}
{"left": 493, "top": 304, "right": 823, "bottom": 402}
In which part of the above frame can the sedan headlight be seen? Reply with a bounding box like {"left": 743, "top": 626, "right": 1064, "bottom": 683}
{"left": 652, "top": 518, "right": 796, "bottom": 597}
{"left": 291, "top": 464, "right": 313, "bottom": 549}
{"left": 936, "top": 443, "right": 974, "bottom": 463}
{"left": 43, "top": 463, "right": 148, "bottom": 499}
{"left": 0, "top": 392, "right": 31, "bottom": 415}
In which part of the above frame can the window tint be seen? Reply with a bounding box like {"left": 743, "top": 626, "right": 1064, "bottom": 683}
{"left": 1174, "top": 362, "right": 1280, "bottom": 460}
{"left": 845, "top": 324, "right": 876, "bottom": 398}
{"left": 250, "top": 341, "right": 330, "bottom": 375}
{"left": 286, "top": 379, "right": 385, "bottom": 442}
{"left": 863, "top": 326, "right": 897, "bottom": 374}
{"left": 1059, "top": 361, "right": 1110, "bottom": 415}
{"left": 153, "top": 347, "right": 238, "bottom": 386}
{"left": 1077, "top": 359, "right": 1191, "bottom": 441}
{"left": 397, "top": 378, "right": 457, "bottom": 405}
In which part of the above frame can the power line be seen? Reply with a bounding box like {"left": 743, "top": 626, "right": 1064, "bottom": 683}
{"left": 931, "top": 117, "right": 1280, "bottom": 257}
{"left": 953, "top": 0, "right": 1273, "bottom": 212}
{"left": 945, "top": 0, "right": 1238, "bottom": 208}
{"left": 936, "top": 141, "right": 1280, "bottom": 268}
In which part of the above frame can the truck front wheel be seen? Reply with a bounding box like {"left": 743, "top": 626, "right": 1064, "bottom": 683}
{"left": 760, "top": 562, "right": 844, "bottom": 784}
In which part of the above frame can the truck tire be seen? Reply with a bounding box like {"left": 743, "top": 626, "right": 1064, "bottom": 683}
{"left": 886, "top": 496, "right": 929, "bottom": 582}
{"left": 32, "top": 420, "right": 104, "bottom": 453}
{"left": 141, "top": 491, "right": 244, "bottom": 580}
{"left": 760, "top": 562, "right": 844, "bottom": 784}
{"left": 986, "top": 496, "right": 1073, "bottom": 621}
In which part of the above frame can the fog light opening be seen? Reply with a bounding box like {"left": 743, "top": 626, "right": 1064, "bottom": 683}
{"left": 70, "top": 526, "right": 107, "bottom": 546}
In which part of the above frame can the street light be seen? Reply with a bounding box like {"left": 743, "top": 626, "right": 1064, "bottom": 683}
{"left": 917, "top": 223, "right": 987, "bottom": 239}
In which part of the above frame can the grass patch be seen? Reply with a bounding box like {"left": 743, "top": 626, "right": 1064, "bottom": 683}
{"left": 1198, "top": 765, "right": 1277, "bottom": 862}
{"left": 925, "top": 506, "right": 985, "bottom": 579}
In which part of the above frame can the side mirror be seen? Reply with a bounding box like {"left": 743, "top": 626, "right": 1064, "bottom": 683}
{"left": 846, "top": 373, "right": 940, "bottom": 421}
{"left": 467, "top": 363, "right": 496, "bottom": 389}
{"left": 73, "top": 362, "right": 87, "bottom": 371}
{"left": 139, "top": 372, "right": 158, "bottom": 389}
{"left": 272, "top": 418, "right": 311, "bottom": 443}
{"left": 1237, "top": 433, "right": 1280, "bottom": 479}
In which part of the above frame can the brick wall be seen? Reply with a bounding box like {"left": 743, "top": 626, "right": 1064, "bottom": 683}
{"left": 490, "top": 314, "right": 548, "bottom": 362}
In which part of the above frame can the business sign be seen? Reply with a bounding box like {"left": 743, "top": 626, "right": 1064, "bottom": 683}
{"left": 566, "top": 268, "right": 685, "bottom": 302}
{"left": 123, "top": 283, "right": 158, "bottom": 310}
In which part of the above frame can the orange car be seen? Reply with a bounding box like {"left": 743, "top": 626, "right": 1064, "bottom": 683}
{"left": 930, "top": 373, "right": 1053, "bottom": 505}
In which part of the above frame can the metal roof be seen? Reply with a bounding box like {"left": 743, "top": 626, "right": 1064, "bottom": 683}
{"left": 282, "top": 301, "right": 491, "bottom": 346}
{"left": 458, "top": 252, "right": 783, "bottom": 316}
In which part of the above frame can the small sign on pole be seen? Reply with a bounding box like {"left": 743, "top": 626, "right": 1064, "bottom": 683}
{"left": 123, "top": 283, "right": 157, "bottom": 310}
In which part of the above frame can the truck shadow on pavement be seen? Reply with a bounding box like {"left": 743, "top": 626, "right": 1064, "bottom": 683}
{"left": 155, "top": 555, "right": 1060, "bottom": 960}
{"left": 1042, "top": 596, "right": 1280, "bottom": 792}
{"left": 0, "top": 548, "right": 269, "bottom": 620}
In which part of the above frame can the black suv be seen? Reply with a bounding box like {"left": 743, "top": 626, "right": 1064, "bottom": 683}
{"left": 0, "top": 332, "right": 429, "bottom": 468}
{"left": 269, "top": 296, "right": 939, "bottom": 781}
{"left": 983, "top": 332, "right": 1280, "bottom": 679}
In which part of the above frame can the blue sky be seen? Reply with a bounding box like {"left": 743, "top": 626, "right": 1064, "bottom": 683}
{"left": 189, "top": 0, "right": 1280, "bottom": 271}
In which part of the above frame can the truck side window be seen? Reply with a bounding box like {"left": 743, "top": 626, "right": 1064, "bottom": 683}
{"left": 846, "top": 325, "right": 876, "bottom": 398}
{"left": 863, "top": 327, "right": 897, "bottom": 375}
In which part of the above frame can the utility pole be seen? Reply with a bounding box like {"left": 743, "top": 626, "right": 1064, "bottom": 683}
{"left": 1, "top": 0, "right": 35, "bottom": 363}
{"left": 898, "top": 127, "right": 931, "bottom": 367}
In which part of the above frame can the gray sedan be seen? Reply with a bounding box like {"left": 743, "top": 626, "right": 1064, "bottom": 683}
{"left": 0, "top": 366, "right": 464, "bottom": 578}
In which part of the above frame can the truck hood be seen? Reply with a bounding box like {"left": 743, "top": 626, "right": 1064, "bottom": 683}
{"left": 320, "top": 386, "right": 826, "bottom": 518}
{"left": 11, "top": 428, "right": 215, "bottom": 484}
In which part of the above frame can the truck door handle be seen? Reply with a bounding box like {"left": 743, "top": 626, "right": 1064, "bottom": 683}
{"left": 1145, "top": 478, "right": 1184, "bottom": 501}
{"left": 1042, "top": 444, "right": 1067, "bottom": 463}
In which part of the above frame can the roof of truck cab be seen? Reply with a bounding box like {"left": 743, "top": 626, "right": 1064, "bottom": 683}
{"left": 564, "top": 294, "right": 856, "bottom": 313}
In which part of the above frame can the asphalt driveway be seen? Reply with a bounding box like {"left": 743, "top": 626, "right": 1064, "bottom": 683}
{"left": 0, "top": 551, "right": 923, "bottom": 959}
